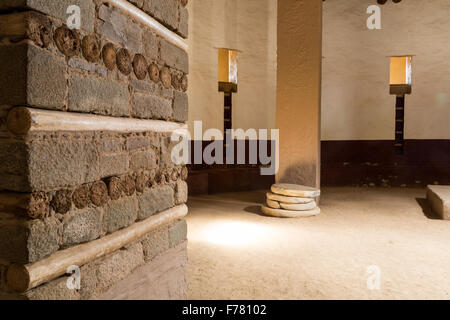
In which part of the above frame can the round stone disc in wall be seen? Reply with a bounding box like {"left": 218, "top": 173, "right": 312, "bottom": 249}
{"left": 266, "top": 192, "right": 314, "bottom": 204}
{"left": 271, "top": 184, "right": 320, "bottom": 198}
{"left": 280, "top": 201, "right": 317, "bottom": 211}
{"left": 261, "top": 205, "right": 320, "bottom": 218}
{"left": 266, "top": 199, "right": 281, "bottom": 209}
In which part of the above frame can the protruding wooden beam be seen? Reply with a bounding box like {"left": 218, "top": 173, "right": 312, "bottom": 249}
{"left": 6, "top": 107, "right": 188, "bottom": 135}
{"left": 7, "top": 204, "right": 188, "bottom": 293}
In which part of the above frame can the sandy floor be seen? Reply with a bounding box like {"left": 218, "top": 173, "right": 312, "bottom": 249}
{"left": 186, "top": 187, "right": 450, "bottom": 300}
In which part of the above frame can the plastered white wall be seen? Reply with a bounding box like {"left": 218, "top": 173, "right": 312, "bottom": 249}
{"left": 187, "top": 0, "right": 277, "bottom": 135}
{"left": 322, "top": 0, "right": 450, "bottom": 140}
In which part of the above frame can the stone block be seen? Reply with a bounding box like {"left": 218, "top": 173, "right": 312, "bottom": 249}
{"left": 169, "top": 219, "right": 187, "bottom": 248}
{"left": 178, "top": 5, "right": 189, "bottom": 39}
{"left": 126, "top": 137, "right": 150, "bottom": 151}
{"left": 128, "top": 0, "right": 144, "bottom": 8}
{"left": 141, "top": 225, "right": 169, "bottom": 261}
{"left": 62, "top": 208, "right": 101, "bottom": 247}
{"left": 28, "top": 45, "right": 67, "bottom": 109}
{"left": 427, "top": 185, "right": 450, "bottom": 220}
{"left": 100, "top": 153, "right": 129, "bottom": 178}
{"left": 175, "top": 180, "right": 188, "bottom": 205}
{"left": 68, "top": 58, "right": 108, "bottom": 76}
{"left": 98, "top": 5, "right": 142, "bottom": 53}
{"left": 143, "top": 0, "right": 179, "bottom": 31}
{"left": 160, "top": 136, "right": 177, "bottom": 168}
{"left": 130, "top": 150, "right": 157, "bottom": 171}
{"left": 96, "top": 138, "right": 124, "bottom": 153}
{"left": 97, "top": 242, "right": 187, "bottom": 300}
{"left": 94, "top": 242, "right": 144, "bottom": 296}
{"left": 130, "top": 78, "right": 159, "bottom": 94}
{"left": 69, "top": 73, "right": 129, "bottom": 117}
{"left": 160, "top": 39, "right": 189, "bottom": 73}
{"left": 142, "top": 30, "right": 159, "bottom": 61}
{"left": 0, "top": 44, "right": 66, "bottom": 109}
{"left": 173, "top": 91, "right": 188, "bottom": 122}
{"left": 0, "top": 0, "right": 96, "bottom": 32}
{"left": 25, "top": 277, "right": 80, "bottom": 300}
{"left": 132, "top": 93, "right": 172, "bottom": 120}
{"left": 102, "top": 196, "right": 138, "bottom": 234}
{"left": 137, "top": 186, "right": 174, "bottom": 220}
{"left": 28, "top": 139, "right": 100, "bottom": 191}
{"left": 0, "top": 142, "right": 28, "bottom": 192}
{"left": 0, "top": 216, "right": 60, "bottom": 264}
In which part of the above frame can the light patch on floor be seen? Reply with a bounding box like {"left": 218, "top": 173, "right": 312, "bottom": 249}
{"left": 187, "top": 188, "right": 450, "bottom": 300}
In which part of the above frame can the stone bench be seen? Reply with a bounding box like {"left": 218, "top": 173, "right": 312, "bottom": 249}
{"left": 427, "top": 185, "right": 450, "bottom": 220}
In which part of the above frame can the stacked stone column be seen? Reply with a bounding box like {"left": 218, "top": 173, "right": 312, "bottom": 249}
{"left": 0, "top": 0, "right": 189, "bottom": 300}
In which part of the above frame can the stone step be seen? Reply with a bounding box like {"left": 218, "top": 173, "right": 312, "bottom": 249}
{"left": 261, "top": 205, "right": 320, "bottom": 218}
{"left": 271, "top": 183, "right": 320, "bottom": 198}
{"left": 266, "top": 192, "right": 314, "bottom": 204}
{"left": 427, "top": 185, "right": 450, "bottom": 220}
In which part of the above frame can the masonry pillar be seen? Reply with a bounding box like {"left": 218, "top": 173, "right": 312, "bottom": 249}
{"left": 276, "top": 0, "right": 322, "bottom": 188}
{"left": 0, "top": 0, "right": 189, "bottom": 300}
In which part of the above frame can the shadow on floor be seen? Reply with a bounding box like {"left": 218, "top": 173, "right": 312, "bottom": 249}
{"left": 416, "top": 198, "right": 441, "bottom": 220}
{"left": 244, "top": 205, "right": 267, "bottom": 217}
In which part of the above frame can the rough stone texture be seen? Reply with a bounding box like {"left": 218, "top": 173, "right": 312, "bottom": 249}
{"left": 25, "top": 277, "right": 80, "bottom": 300}
{"left": 160, "top": 136, "right": 177, "bottom": 168}
{"left": 96, "top": 138, "right": 123, "bottom": 153}
{"left": 0, "top": 44, "right": 66, "bottom": 109}
{"left": 102, "top": 196, "right": 138, "bottom": 234}
{"left": 173, "top": 91, "right": 188, "bottom": 122}
{"left": 142, "top": 30, "right": 159, "bottom": 61}
{"left": 130, "top": 150, "right": 157, "bottom": 171}
{"left": 97, "top": 242, "right": 188, "bottom": 300}
{"left": 93, "top": 242, "right": 144, "bottom": 297}
{"left": 28, "top": 139, "right": 99, "bottom": 191}
{"left": 168, "top": 219, "right": 187, "bottom": 248}
{"left": 0, "top": 216, "right": 60, "bottom": 264}
{"left": 178, "top": 5, "right": 189, "bottom": 39}
{"left": 69, "top": 73, "right": 129, "bottom": 117}
{"left": 175, "top": 181, "right": 188, "bottom": 205}
{"left": 141, "top": 225, "right": 169, "bottom": 261}
{"left": 126, "top": 137, "right": 150, "bottom": 151}
{"left": 0, "top": 142, "right": 28, "bottom": 192}
{"left": 100, "top": 153, "right": 129, "bottom": 178}
{"left": 427, "top": 185, "right": 450, "bottom": 220}
{"left": 143, "top": 0, "right": 179, "bottom": 32}
{"left": 130, "top": 78, "right": 159, "bottom": 94}
{"left": 137, "top": 186, "right": 174, "bottom": 220}
{"left": 98, "top": 5, "right": 142, "bottom": 53}
{"left": 132, "top": 94, "right": 172, "bottom": 120}
{"left": 27, "top": 45, "right": 67, "bottom": 109}
{"left": 68, "top": 58, "right": 108, "bottom": 76}
{"left": 160, "top": 40, "right": 189, "bottom": 73}
{"left": 128, "top": 0, "right": 144, "bottom": 8}
{"left": 0, "top": 0, "right": 95, "bottom": 32}
{"left": 62, "top": 208, "right": 101, "bottom": 247}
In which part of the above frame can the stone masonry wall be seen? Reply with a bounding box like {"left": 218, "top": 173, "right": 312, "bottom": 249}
{"left": 0, "top": 0, "right": 189, "bottom": 300}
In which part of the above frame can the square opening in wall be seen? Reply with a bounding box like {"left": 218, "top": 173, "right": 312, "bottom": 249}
{"left": 218, "top": 48, "right": 238, "bottom": 89}
{"left": 390, "top": 56, "right": 412, "bottom": 95}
